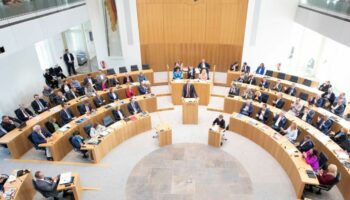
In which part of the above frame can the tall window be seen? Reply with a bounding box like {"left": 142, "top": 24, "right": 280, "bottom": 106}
{"left": 35, "top": 40, "right": 56, "bottom": 70}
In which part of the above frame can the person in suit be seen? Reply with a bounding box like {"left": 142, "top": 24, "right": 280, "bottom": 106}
{"left": 77, "top": 102, "right": 93, "bottom": 115}
{"left": 43, "top": 69, "right": 58, "bottom": 89}
{"left": 53, "top": 64, "right": 66, "bottom": 79}
{"left": 309, "top": 95, "right": 324, "bottom": 107}
{"left": 212, "top": 114, "right": 225, "bottom": 129}
{"left": 14, "top": 104, "right": 34, "bottom": 122}
{"left": 83, "top": 74, "right": 96, "bottom": 87}
{"left": 137, "top": 72, "right": 148, "bottom": 82}
{"left": 253, "top": 91, "right": 263, "bottom": 103}
{"left": 123, "top": 73, "right": 134, "bottom": 84}
{"left": 85, "top": 83, "right": 97, "bottom": 97}
{"left": 334, "top": 92, "right": 346, "bottom": 106}
{"left": 112, "top": 106, "right": 126, "bottom": 121}
{"left": 0, "top": 174, "right": 8, "bottom": 192}
{"left": 299, "top": 104, "right": 315, "bottom": 124}
{"left": 284, "top": 83, "right": 297, "bottom": 96}
{"left": 197, "top": 59, "right": 210, "bottom": 76}
{"left": 259, "top": 77, "right": 270, "bottom": 89}
{"left": 318, "top": 81, "right": 332, "bottom": 92}
{"left": 31, "top": 94, "right": 49, "bottom": 114}
{"left": 182, "top": 80, "right": 197, "bottom": 98}
{"left": 331, "top": 99, "right": 346, "bottom": 116}
{"left": 60, "top": 80, "right": 71, "bottom": 94}
{"left": 108, "top": 88, "right": 119, "bottom": 102}
{"left": 242, "top": 88, "right": 254, "bottom": 100}
{"left": 45, "top": 118, "right": 60, "bottom": 134}
{"left": 322, "top": 88, "right": 336, "bottom": 108}
{"left": 329, "top": 128, "right": 349, "bottom": 145}
{"left": 289, "top": 98, "right": 303, "bottom": 117}
{"left": 126, "top": 85, "right": 136, "bottom": 98}
{"left": 65, "top": 88, "right": 79, "bottom": 100}
{"left": 109, "top": 75, "right": 120, "bottom": 87}
{"left": 1, "top": 116, "right": 22, "bottom": 132}
{"left": 70, "top": 131, "right": 88, "bottom": 158}
{"left": 295, "top": 135, "right": 314, "bottom": 152}
{"left": 240, "top": 100, "right": 253, "bottom": 116}
{"left": 173, "top": 68, "right": 183, "bottom": 80}
{"left": 229, "top": 62, "right": 239, "bottom": 71}
{"left": 272, "top": 92, "right": 285, "bottom": 109}
{"left": 60, "top": 104, "right": 76, "bottom": 125}
{"left": 33, "top": 171, "right": 60, "bottom": 199}
{"left": 30, "top": 125, "right": 53, "bottom": 160}
{"left": 187, "top": 66, "right": 196, "bottom": 79}
{"left": 96, "top": 71, "right": 107, "bottom": 86}
{"left": 271, "top": 111, "right": 287, "bottom": 132}
{"left": 53, "top": 91, "right": 68, "bottom": 106}
{"left": 236, "top": 74, "right": 246, "bottom": 83}
{"left": 42, "top": 85, "right": 55, "bottom": 103}
{"left": 241, "top": 62, "right": 250, "bottom": 73}
{"left": 127, "top": 97, "right": 142, "bottom": 115}
{"left": 256, "top": 103, "right": 270, "bottom": 123}
{"left": 255, "top": 63, "right": 265, "bottom": 75}
{"left": 281, "top": 122, "right": 298, "bottom": 143}
{"left": 199, "top": 70, "right": 208, "bottom": 80}
{"left": 139, "top": 81, "right": 151, "bottom": 95}
{"left": 93, "top": 93, "right": 106, "bottom": 108}
{"left": 228, "top": 83, "right": 240, "bottom": 96}
{"left": 315, "top": 115, "right": 333, "bottom": 134}
{"left": 63, "top": 49, "right": 77, "bottom": 76}
{"left": 272, "top": 80, "right": 283, "bottom": 92}
{"left": 245, "top": 74, "right": 256, "bottom": 85}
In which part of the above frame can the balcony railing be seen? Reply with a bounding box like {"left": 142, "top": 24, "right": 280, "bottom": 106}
{"left": 299, "top": 0, "right": 350, "bottom": 17}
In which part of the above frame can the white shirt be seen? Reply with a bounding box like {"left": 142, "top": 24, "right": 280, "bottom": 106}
{"left": 64, "top": 85, "right": 70, "bottom": 93}
{"left": 116, "top": 110, "right": 124, "bottom": 120}
{"left": 286, "top": 128, "right": 298, "bottom": 142}
{"left": 259, "top": 110, "right": 266, "bottom": 120}
{"left": 275, "top": 116, "right": 282, "bottom": 126}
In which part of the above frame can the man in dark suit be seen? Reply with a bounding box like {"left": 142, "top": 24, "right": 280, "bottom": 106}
{"left": 31, "top": 94, "right": 49, "bottom": 114}
{"left": 240, "top": 100, "right": 253, "bottom": 116}
{"left": 63, "top": 49, "right": 76, "bottom": 76}
{"left": 123, "top": 73, "right": 134, "bottom": 84}
{"left": 228, "top": 83, "right": 240, "bottom": 96}
{"left": 187, "top": 66, "right": 196, "bottom": 79}
{"left": 299, "top": 104, "right": 315, "bottom": 124}
{"left": 182, "top": 80, "right": 197, "bottom": 98}
{"left": 329, "top": 128, "right": 349, "bottom": 145}
{"left": 1, "top": 116, "right": 22, "bottom": 132}
{"left": 259, "top": 77, "right": 270, "bottom": 89}
{"left": 107, "top": 88, "right": 119, "bottom": 102}
{"left": 60, "top": 104, "right": 76, "bottom": 125}
{"left": 108, "top": 75, "right": 120, "bottom": 87}
{"left": 53, "top": 64, "right": 66, "bottom": 79}
{"left": 318, "top": 81, "right": 332, "bottom": 92}
{"left": 315, "top": 115, "right": 333, "bottom": 134}
{"left": 284, "top": 83, "right": 297, "bottom": 96}
{"left": 241, "top": 62, "right": 250, "bottom": 73}
{"left": 93, "top": 93, "right": 106, "bottom": 108}
{"left": 83, "top": 74, "right": 96, "bottom": 87}
{"left": 77, "top": 102, "right": 93, "bottom": 115}
{"left": 127, "top": 97, "right": 142, "bottom": 115}
{"left": 43, "top": 69, "right": 59, "bottom": 89}
{"left": 245, "top": 75, "right": 256, "bottom": 85}
{"left": 14, "top": 104, "right": 34, "bottom": 122}
{"left": 30, "top": 125, "right": 53, "bottom": 160}
{"left": 138, "top": 81, "right": 151, "bottom": 95}
{"left": 271, "top": 111, "right": 287, "bottom": 132}
{"left": 295, "top": 135, "right": 314, "bottom": 152}
{"left": 197, "top": 59, "right": 210, "bottom": 77}
{"left": 331, "top": 99, "right": 346, "bottom": 116}
{"left": 272, "top": 93, "right": 285, "bottom": 109}
{"left": 212, "top": 114, "right": 226, "bottom": 129}
{"left": 272, "top": 80, "right": 283, "bottom": 92}
{"left": 65, "top": 88, "right": 79, "bottom": 101}
{"left": 321, "top": 88, "right": 336, "bottom": 107}
{"left": 256, "top": 103, "right": 271, "bottom": 123}
{"left": 33, "top": 171, "right": 60, "bottom": 199}
{"left": 309, "top": 95, "right": 324, "bottom": 107}
{"left": 112, "top": 106, "right": 126, "bottom": 121}
{"left": 53, "top": 91, "right": 68, "bottom": 106}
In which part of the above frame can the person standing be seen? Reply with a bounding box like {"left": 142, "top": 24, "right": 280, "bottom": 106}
{"left": 63, "top": 49, "right": 77, "bottom": 76}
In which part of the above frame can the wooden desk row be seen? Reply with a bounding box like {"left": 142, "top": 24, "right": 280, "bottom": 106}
{"left": 269, "top": 70, "right": 319, "bottom": 88}
{"left": 226, "top": 71, "right": 322, "bottom": 98}
{"left": 229, "top": 113, "right": 319, "bottom": 199}
{"left": 171, "top": 79, "right": 213, "bottom": 105}
{"left": 224, "top": 96, "right": 350, "bottom": 200}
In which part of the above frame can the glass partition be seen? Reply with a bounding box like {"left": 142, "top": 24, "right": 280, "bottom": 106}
{"left": 299, "top": 0, "right": 350, "bottom": 16}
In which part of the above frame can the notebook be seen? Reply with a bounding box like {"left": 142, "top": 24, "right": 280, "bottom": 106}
{"left": 59, "top": 172, "right": 72, "bottom": 185}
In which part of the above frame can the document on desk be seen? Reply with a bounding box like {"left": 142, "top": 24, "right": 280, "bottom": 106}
{"left": 59, "top": 172, "right": 72, "bottom": 185}
{"left": 58, "top": 125, "right": 71, "bottom": 133}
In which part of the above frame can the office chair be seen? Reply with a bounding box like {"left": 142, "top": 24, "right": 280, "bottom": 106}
{"left": 265, "top": 70, "right": 273, "bottom": 77}
{"left": 289, "top": 75, "right": 298, "bottom": 83}
{"left": 318, "top": 152, "right": 328, "bottom": 170}
{"left": 83, "top": 123, "right": 93, "bottom": 138}
{"left": 299, "top": 92, "right": 309, "bottom": 101}
{"left": 130, "top": 65, "right": 139, "bottom": 71}
{"left": 302, "top": 79, "right": 312, "bottom": 87}
{"left": 142, "top": 64, "right": 150, "bottom": 70}
{"left": 277, "top": 72, "right": 286, "bottom": 80}
{"left": 103, "top": 116, "right": 115, "bottom": 127}
{"left": 27, "top": 134, "right": 44, "bottom": 151}
{"left": 261, "top": 93, "right": 269, "bottom": 103}
{"left": 313, "top": 173, "right": 341, "bottom": 194}
{"left": 107, "top": 68, "right": 116, "bottom": 75}
{"left": 119, "top": 66, "right": 127, "bottom": 73}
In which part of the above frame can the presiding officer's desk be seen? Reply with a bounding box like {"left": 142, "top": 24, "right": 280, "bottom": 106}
{"left": 171, "top": 79, "right": 212, "bottom": 105}
{"left": 81, "top": 113, "right": 152, "bottom": 163}
{"left": 226, "top": 71, "right": 322, "bottom": 97}
{"left": 0, "top": 172, "right": 36, "bottom": 200}
{"left": 39, "top": 94, "right": 157, "bottom": 161}
{"left": 229, "top": 112, "right": 319, "bottom": 199}
{"left": 56, "top": 173, "right": 81, "bottom": 200}
{"left": 224, "top": 96, "right": 350, "bottom": 200}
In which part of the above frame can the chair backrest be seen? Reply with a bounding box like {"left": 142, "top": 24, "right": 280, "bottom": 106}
{"left": 0, "top": 127, "right": 6, "bottom": 138}
{"left": 130, "top": 65, "right": 139, "bottom": 71}
{"left": 303, "top": 79, "right": 312, "bottom": 87}
{"left": 142, "top": 64, "right": 150, "bottom": 70}
{"left": 27, "top": 134, "right": 38, "bottom": 149}
{"left": 289, "top": 75, "right": 298, "bottom": 83}
{"left": 299, "top": 92, "right": 309, "bottom": 101}
{"left": 265, "top": 70, "right": 273, "bottom": 77}
{"left": 119, "top": 66, "right": 127, "bottom": 73}
{"left": 318, "top": 152, "right": 329, "bottom": 169}
{"left": 77, "top": 104, "right": 85, "bottom": 115}
{"left": 32, "top": 180, "right": 50, "bottom": 198}
{"left": 261, "top": 93, "right": 269, "bottom": 103}
{"left": 103, "top": 116, "right": 115, "bottom": 127}
{"left": 334, "top": 172, "right": 341, "bottom": 185}
{"left": 83, "top": 123, "right": 93, "bottom": 137}
{"left": 107, "top": 68, "right": 116, "bottom": 75}
{"left": 277, "top": 72, "right": 286, "bottom": 80}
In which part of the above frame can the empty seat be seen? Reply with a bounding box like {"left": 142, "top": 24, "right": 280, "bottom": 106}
{"left": 83, "top": 123, "right": 93, "bottom": 138}
{"left": 261, "top": 93, "right": 269, "bottom": 103}
{"left": 318, "top": 152, "right": 328, "bottom": 170}
{"left": 302, "top": 79, "right": 312, "bottom": 87}
{"left": 265, "top": 70, "right": 273, "bottom": 77}
{"left": 130, "top": 65, "right": 139, "bottom": 71}
{"left": 142, "top": 64, "right": 150, "bottom": 70}
{"left": 119, "top": 66, "right": 127, "bottom": 73}
{"left": 277, "top": 73, "right": 286, "bottom": 80}
{"left": 107, "top": 68, "right": 116, "bottom": 75}
{"left": 289, "top": 75, "right": 298, "bottom": 83}
{"left": 299, "top": 92, "right": 309, "bottom": 101}
{"left": 103, "top": 116, "right": 115, "bottom": 127}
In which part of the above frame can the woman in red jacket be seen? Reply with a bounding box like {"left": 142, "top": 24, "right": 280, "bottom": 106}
{"left": 125, "top": 85, "right": 135, "bottom": 98}
{"left": 317, "top": 164, "right": 337, "bottom": 185}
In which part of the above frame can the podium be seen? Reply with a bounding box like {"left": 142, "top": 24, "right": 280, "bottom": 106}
{"left": 208, "top": 126, "right": 223, "bottom": 147}
{"left": 155, "top": 123, "right": 172, "bottom": 147}
{"left": 182, "top": 98, "right": 199, "bottom": 124}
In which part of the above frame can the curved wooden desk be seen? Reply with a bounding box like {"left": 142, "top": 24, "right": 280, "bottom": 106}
{"left": 171, "top": 79, "right": 213, "bottom": 105}
{"left": 0, "top": 172, "right": 36, "bottom": 200}
{"left": 229, "top": 112, "right": 319, "bottom": 199}
{"left": 224, "top": 96, "right": 350, "bottom": 200}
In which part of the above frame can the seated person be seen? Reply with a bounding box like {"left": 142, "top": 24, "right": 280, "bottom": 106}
{"left": 303, "top": 149, "right": 319, "bottom": 171}
{"left": 198, "top": 59, "right": 210, "bottom": 75}
{"left": 107, "top": 88, "right": 119, "bottom": 102}
{"left": 84, "top": 83, "right": 97, "bottom": 97}
{"left": 241, "top": 62, "right": 250, "bottom": 73}
{"left": 255, "top": 103, "right": 270, "bottom": 123}
{"left": 253, "top": 91, "right": 263, "bottom": 103}
{"left": 1, "top": 116, "right": 22, "bottom": 132}
{"left": 318, "top": 81, "right": 332, "bottom": 92}
{"left": 42, "top": 85, "right": 55, "bottom": 103}
{"left": 271, "top": 111, "right": 287, "bottom": 132}
{"left": 53, "top": 91, "right": 68, "bottom": 106}
{"left": 315, "top": 115, "right": 333, "bottom": 134}
{"left": 60, "top": 80, "right": 71, "bottom": 94}
{"left": 112, "top": 106, "right": 126, "bottom": 121}
{"left": 295, "top": 135, "right": 314, "bottom": 152}
{"left": 99, "top": 79, "right": 108, "bottom": 91}
{"left": 83, "top": 74, "right": 96, "bottom": 86}
{"left": 317, "top": 164, "right": 338, "bottom": 185}
{"left": 281, "top": 122, "right": 298, "bottom": 143}
{"left": 71, "top": 78, "right": 83, "bottom": 92}
{"left": 245, "top": 74, "right": 256, "bottom": 85}
{"left": 70, "top": 131, "right": 88, "bottom": 158}
{"left": 308, "top": 95, "right": 324, "bottom": 107}
{"left": 96, "top": 71, "right": 107, "bottom": 86}
{"left": 228, "top": 83, "right": 240, "bottom": 96}
{"left": 77, "top": 102, "right": 93, "bottom": 115}
{"left": 272, "top": 80, "right": 283, "bottom": 92}
{"left": 230, "top": 62, "right": 239, "bottom": 71}
{"left": 329, "top": 128, "right": 349, "bottom": 145}
{"left": 43, "top": 69, "right": 58, "bottom": 88}
{"left": 334, "top": 92, "right": 346, "bottom": 106}
{"left": 89, "top": 123, "right": 107, "bottom": 138}
{"left": 45, "top": 118, "right": 60, "bottom": 134}
{"left": 240, "top": 100, "right": 253, "bottom": 116}
{"left": 182, "top": 80, "right": 197, "bottom": 98}
{"left": 93, "top": 93, "right": 106, "bottom": 108}
{"left": 127, "top": 97, "right": 142, "bottom": 115}
{"left": 284, "top": 83, "right": 297, "bottom": 96}
{"left": 255, "top": 63, "right": 265, "bottom": 75}
{"left": 321, "top": 88, "right": 335, "bottom": 108}
{"left": 138, "top": 81, "right": 151, "bottom": 95}
{"left": 15, "top": 104, "right": 34, "bottom": 122}
{"left": 212, "top": 114, "right": 225, "bottom": 129}
{"left": 31, "top": 94, "right": 49, "bottom": 114}
{"left": 59, "top": 103, "right": 76, "bottom": 125}
{"left": 242, "top": 88, "right": 254, "bottom": 99}
{"left": 331, "top": 99, "right": 346, "bottom": 116}
{"left": 109, "top": 75, "right": 120, "bottom": 87}
{"left": 0, "top": 174, "right": 8, "bottom": 192}
{"left": 187, "top": 66, "right": 196, "bottom": 79}
{"left": 259, "top": 77, "right": 270, "bottom": 89}
{"left": 236, "top": 74, "right": 246, "bottom": 83}
{"left": 33, "top": 171, "right": 61, "bottom": 199}
{"left": 174, "top": 60, "right": 183, "bottom": 72}
{"left": 199, "top": 70, "right": 208, "bottom": 80}
{"left": 123, "top": 73, "right": 134, "bottom": 84}
{"left": 30, "top": 125, "right": 53, "bottom": 160}
{"left": 125, "top": 85, "right": 136, "bottom": 98}
{"left": 65, "top": 87, "right": 80, "bottom": 100}
{"left": 289, "top": 98, "right": 303, "bottom": 117}
{"left": 173, "top": 68, "right": 183, "bottom": 80}
{"left": 272, "top": 92, "right": 285, "bottom": 109}
{"left": 137, "top": 72, "right": 147, "bottom": 82}
{"left": 299, "top": 104, "right": 315, "bottom": 124}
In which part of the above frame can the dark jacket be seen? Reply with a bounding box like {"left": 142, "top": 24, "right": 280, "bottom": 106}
{"left": 14, "top": 108, "right": 34, "bottom": 122}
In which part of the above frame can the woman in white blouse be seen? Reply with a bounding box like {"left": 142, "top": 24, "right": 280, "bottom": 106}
{"left": 281, "top": 122, "right": 298, "bottom": 143}
{"left": 290, "top": 98, "right": 303, "bottom": 117}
